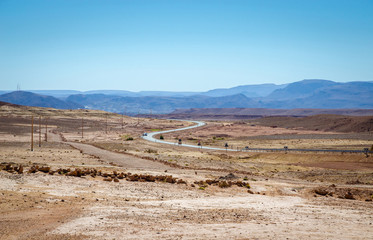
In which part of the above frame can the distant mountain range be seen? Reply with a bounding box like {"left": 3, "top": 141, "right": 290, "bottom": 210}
{"left": 0, "top": 79, "right": 372, "bottom": 114}
{"left": 203, "top": 83, "right": 287, "bottom": 97}
{"left": 160, "top": 108, "right": 373, "bottom": 120}
{"left": 0, "top": 91, "right": 83, "bottom": 109}
{"left": 0, "top": 84, "right": 286, "bottom": 99}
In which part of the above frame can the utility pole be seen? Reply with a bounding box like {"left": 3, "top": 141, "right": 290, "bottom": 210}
{"left": 81, "top": 118, "right": 84, "bottom": 139}
{"left": 45, "top": 118, "right": 48, "bottom": 142}
{"left": 38, "top": 116, "right": 41, "bottom": 147}
{"left": 31, "top": 116, "right": 34, "bottom": 151}
{"left": 121, "top": 112, "right": 123, "bottom": 130}
{"left": 137, "top": 110, "right": 140, "bottom": 125}
{"left": 105, "top": 114, "right": 108, "bottom": 134}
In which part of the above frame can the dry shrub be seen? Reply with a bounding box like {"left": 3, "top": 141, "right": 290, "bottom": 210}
{"left": 38, "top": 166, "right": 50, "bottom": 173}
{"left": 218, "top": 181, "right": 231, "bottom": 188}
{"left": 177, "top": 179, "right": 187, "bottom": 184}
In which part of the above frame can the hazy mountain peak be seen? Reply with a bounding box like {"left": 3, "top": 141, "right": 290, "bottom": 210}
{"left": 1, "top": 80, "right": 372, "bottom": 113}
{"left": 267, "top": 79, "right": 338, "bottom": 100}
{"left": 0, "top": 91, "right": 83, "bottom": 109}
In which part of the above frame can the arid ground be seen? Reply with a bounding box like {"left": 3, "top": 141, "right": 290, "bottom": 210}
{"left": 0, "top": 103, "right": 372, "bottom": 239}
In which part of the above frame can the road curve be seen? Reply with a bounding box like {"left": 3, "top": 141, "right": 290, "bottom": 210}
{"left": 142, "top": 120, "right": 370, "bottom": 154}
{"left": 142, "top": 120, "right": 237, "bottom": 151}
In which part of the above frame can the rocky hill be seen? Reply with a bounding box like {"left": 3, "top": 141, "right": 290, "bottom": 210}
{"left": 0, "top": 91, "right": 83, "bottom": 110}
{"left": 1, "top": 80, "right": 372, "bottom": 113}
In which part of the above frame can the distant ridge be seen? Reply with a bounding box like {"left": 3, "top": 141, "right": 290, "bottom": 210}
{"left": 0, "top": 91, "right": 83, "bottom": 109}
{"left": 1, "top": 79, "right": 372, "bottom": 113}
{"left": 66, "top": 93, "right": 258, "bottom": 114}
{"left": 0, "top": 100, "right": 21, "bottom": 107}
{"left": 171, "top": 108, "right": 373, "bottom": 116}
{"left": 146, "top": 108, "right": 373, "bottom": 120}
{"left": 203, "top": 83, "right": 287, "bottom": 97}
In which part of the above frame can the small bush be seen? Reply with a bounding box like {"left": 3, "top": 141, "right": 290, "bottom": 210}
{"left": 126, "top": 137, "right": 134, "bottom": 141}
{"left": 159, "top": 135, "right": 164, "bottom": 140}
{"left": 145, "top": 149, "right": 157, "bottom": 153}
{"left": 218, "top": 181, "right": 231, "bottom": 188}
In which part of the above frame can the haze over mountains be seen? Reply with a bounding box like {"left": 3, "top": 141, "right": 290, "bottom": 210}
{"left": 0, "top": 91, "right": 82, "bottom": 109}
{"left": 1, "top": 79, "right": 372, "bottom": 114}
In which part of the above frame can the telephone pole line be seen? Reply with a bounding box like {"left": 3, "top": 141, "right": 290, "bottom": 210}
{"left": 137, "top": 110, "right": 140, "bottom": 125}
{"left": 45, "top": 118, "right": 48, "bottom": 142}
{"left": 106, "top": 114, "right": 108, "bottom": 134}
{"left": 31, "top": 116, "right": 34, "bottom": 151}
{"left": 38, "top": 116, "right": 41, "bottom": 147}
{"left": 121, "top": 111, "right": 123, "bottom": 130}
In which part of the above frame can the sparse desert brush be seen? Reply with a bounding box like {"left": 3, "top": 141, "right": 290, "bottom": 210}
{"left": 103, "top": 177, "right": 112, "bottom": 182}
{"left": 159, "top": 135, "right": 164, "bottom": 140}
{"left": 145, "top": 149, "right": 157, "bottom": 154}
{"left": 176, "top": 179, "right": 187, "bottom": 184}
{"left": 218, "top": 181, "right": 231, "bottom": 188}
{"left": 165, "top": 176, "right": 176, "bottom": 183}
{"left": 206, "top": 179, "right": 218, "bottom": 185}
{"left": 118, "top": 172, "right": 125, "bottom": 179}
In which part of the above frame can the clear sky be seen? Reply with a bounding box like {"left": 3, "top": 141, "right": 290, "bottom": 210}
{"left": 1, "top": 0, "right": 372, "bottom": 92}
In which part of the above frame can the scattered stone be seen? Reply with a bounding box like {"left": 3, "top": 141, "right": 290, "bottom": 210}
{"left": 345, "top": 192, "right": 355, "bottom": 200}
{"left": 38, "top": 166, "right": 50, "bottom": 173}
{"left": 315, "top": 188, "right": 329, "bottom": 196}
{"left": 17, "top": 165, "right": 23, "bottom": 174}
{"left": 219, "top": 173, "right": 238, "bottom": 180}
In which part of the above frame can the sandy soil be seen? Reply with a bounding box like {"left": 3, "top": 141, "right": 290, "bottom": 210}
{"left": 161, "top": 121, "right": 372, "bottom": 150}
{"left": 1, "top": 107, "right": 373, "bottom": 239}
{"left": 1, "top": 167, "right": 372, "bottom": 240}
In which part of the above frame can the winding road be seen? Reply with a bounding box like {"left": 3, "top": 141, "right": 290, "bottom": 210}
{"left": 142, "top": 120, "right": 237, "bottom": 151}
{"left": 142, "top": 120, "right": 370, "bottom": 154}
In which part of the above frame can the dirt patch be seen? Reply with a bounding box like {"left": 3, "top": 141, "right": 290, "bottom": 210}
{"left": 299, "top": 161, "right": 373, "bottom": 171}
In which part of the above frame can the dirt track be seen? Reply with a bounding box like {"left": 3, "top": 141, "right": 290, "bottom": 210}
{"left": 46, "top": 130, "right": 173, "bottom": 171}
{"left": 68, "top": 141, "right": 171, "bottom": 171}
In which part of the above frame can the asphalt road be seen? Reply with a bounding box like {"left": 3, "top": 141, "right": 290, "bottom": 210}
{"left": 142, "top": 120, "right": 241, "bottom": 152}
{"left": 142, "top": 120, "right": 370, "bottom": 154}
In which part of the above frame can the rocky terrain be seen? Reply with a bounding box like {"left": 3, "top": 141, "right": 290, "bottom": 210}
{"left": 0, "top": 104, "right": 372, "bottom": 239}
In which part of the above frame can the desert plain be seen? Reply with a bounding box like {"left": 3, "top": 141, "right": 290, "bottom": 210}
{"left": 0, "top": 103, "right": 373, "bottom": 240}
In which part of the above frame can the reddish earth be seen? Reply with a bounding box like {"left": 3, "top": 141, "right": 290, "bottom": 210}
{"left": 0, "top": 104, "right": 372, "bottom": 239}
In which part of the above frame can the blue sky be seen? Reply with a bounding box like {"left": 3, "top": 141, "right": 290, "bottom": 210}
{"left": 1, "top": 0, "right": 372, "bottom": 91}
